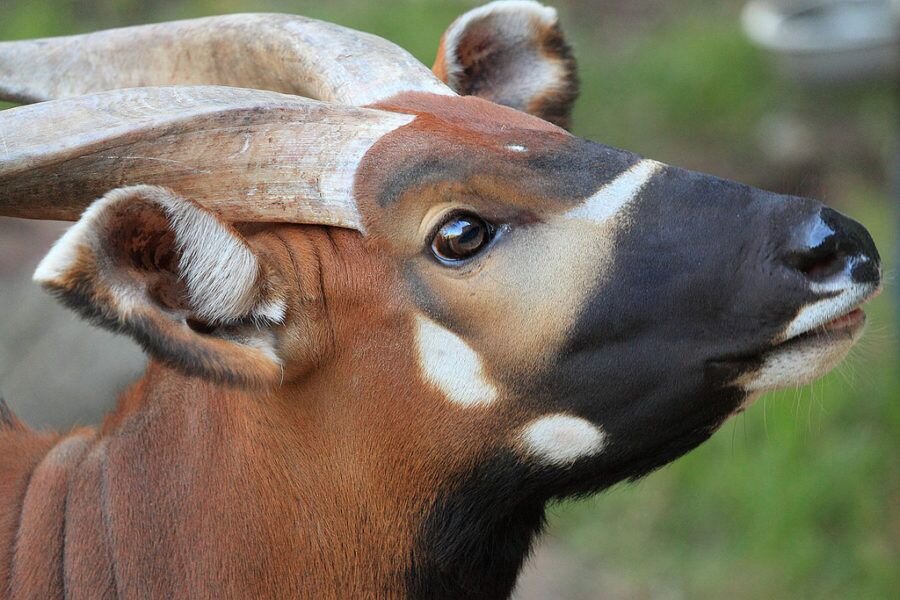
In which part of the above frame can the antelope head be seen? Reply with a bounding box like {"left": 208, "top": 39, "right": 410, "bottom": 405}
{"left": 0, "top": 1, "right": 882, "bottom": 596}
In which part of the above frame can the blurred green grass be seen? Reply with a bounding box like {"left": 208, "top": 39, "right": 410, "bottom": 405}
{"left": 2, "top": 1, "right": 896, "bottom": 598}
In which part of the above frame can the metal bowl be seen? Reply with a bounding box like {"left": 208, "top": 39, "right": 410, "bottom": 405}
{"left": 742, "top": 0, "right": 899, "bottom": 83}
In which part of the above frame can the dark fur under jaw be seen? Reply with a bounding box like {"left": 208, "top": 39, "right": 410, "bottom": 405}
{"left": 405, "top": 390, "right": 742, "bottom": 600}
{"left": 405, "top": 453, "right": 547, "bottom": 600}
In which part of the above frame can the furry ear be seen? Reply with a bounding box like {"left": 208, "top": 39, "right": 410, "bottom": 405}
{"left": 433, "top": 0, "right": 579, "bottom": 129}
{"left": 33, "top": 186, "right": 288, "bottom": 387}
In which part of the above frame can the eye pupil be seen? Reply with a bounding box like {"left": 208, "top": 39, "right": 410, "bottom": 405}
{"left": 456, "top": 222, "right": 482, "bottom": 248}
{"left": 431, "top": 214, "right": 492, "bottom": 261}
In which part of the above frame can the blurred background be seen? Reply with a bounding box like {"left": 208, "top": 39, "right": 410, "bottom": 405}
{"left": 0, "top": 0, "right": 896, "bottom": 598}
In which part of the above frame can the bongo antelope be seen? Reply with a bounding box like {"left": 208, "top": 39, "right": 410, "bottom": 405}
{"left": 0, "top": 2, "right": 882, "bottom": 598}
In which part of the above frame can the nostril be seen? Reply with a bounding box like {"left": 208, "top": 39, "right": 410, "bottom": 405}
{"left": 790, "top": 247, "right": 846, "bottom": 281}
{"left": 783, "top": 206, "right": 881, "bottom": 286}
{"left": 784, "top": 215, "right": 846, "bottom": 281}
{"left": 786, "top": 227, "right": 847, "bottom": 281}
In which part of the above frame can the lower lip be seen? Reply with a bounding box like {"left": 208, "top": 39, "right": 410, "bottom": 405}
{"left": 821, "top": 308, "right": 865, "bottom": 332}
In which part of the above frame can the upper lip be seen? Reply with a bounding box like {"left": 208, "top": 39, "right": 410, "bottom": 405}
{"left": 779, "top": 307, "right": 865, "bottom": 345}
{"left": 777, "top": 282, "right": 881, "bottom": 345}
{"left": 708, "top": 282, "right": 881, "bottom": 369}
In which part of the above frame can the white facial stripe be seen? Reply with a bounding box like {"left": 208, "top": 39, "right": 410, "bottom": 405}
{"left": 564, "top": 159, "right": 663, "bottom": 224}
{"left": 415, "top": 315, "right": 498, "bottom": 407}
{"left": 437, "top": 160, "right": 667, "bottom": 373}
{"left": 519, "top": 414, "right": 606, "bottom": 466}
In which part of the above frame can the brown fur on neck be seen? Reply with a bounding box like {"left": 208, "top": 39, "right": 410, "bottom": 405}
{"left": 1, "top": 226, "right": 503, "bottom": 599}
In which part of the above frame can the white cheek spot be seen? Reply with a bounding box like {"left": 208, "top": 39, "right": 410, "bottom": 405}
{"left": 415, "top": 315, "right": 498, "bottom": 407}
{"left": 519, "top": 413, "right": 607, "bottom": 466}
{"left": 564, "top": 159, "right": 663, "bottom": 224}
{"left": 506, "top": 143, "right": 528, "bottom": 153}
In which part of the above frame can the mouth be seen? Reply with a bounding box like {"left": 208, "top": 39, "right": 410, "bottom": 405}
{"left": 738, "top": 282, "right": 880, "bottom": 393}
{"left": 777, "top": 279, "right": 881, "bottom": 344}
{"left": 775, "top": 305, "right": 867, "bottom": 350}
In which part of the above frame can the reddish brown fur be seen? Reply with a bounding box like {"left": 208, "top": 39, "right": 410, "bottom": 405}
{"left": 360, "top": 92, "right": 572, "bottom": 229}
{"left": 432, "top": 36, "right": 450, "bottom": 83}
{"left": 0, "top": 226, "right": 502, "bottom": 599}
{"left": 1, "top": 83, "right": 630, "bottom": 600}
{"left": 0, "top": 4, "right": 881, "bottom": 598}
{"left": 0, "top": 427, "right": 60, "bottom": 596}
{"left": 0, "top": 8, "right": 659, "bottom": 598}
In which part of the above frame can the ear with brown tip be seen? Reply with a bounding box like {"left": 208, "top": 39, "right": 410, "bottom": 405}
{"left": 33, "top": 186, "right": 288, "bottom": 387}
{"left": 433, "top": 0, "right": 579, "bottom": 129}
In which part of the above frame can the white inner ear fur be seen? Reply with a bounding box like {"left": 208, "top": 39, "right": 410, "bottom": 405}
{"left": 415, "top": 314, "right": 498, "bottom": 407}
{"left": 442, "top": 0, "right": 559, "bottom": 88}
{"left": 33, "top": 199, "right": 108, "bottom": 285}
{"left": 35, "top": 185, "right": 279, "bottom": 324}
{"left": 519, "top": 413, "right": 607, "bottom": 466}
{"left": 157, "top": 189, "right": 262, "bottom": 323}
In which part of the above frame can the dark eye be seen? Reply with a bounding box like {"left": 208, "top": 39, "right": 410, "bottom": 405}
{"left": 431, "top": 213, "right": 493, "bottom": 262}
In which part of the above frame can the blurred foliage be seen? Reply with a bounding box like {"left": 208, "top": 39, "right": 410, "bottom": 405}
{"left": 2, "top": 0, "right": 896, "bottom": 598}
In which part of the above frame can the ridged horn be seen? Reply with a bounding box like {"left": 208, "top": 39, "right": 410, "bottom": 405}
{"left": 0, "top": 85, "right": 415, "bottom": 228}
{"left": 0, "top": 13, "right": 454, "bottom": 106}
